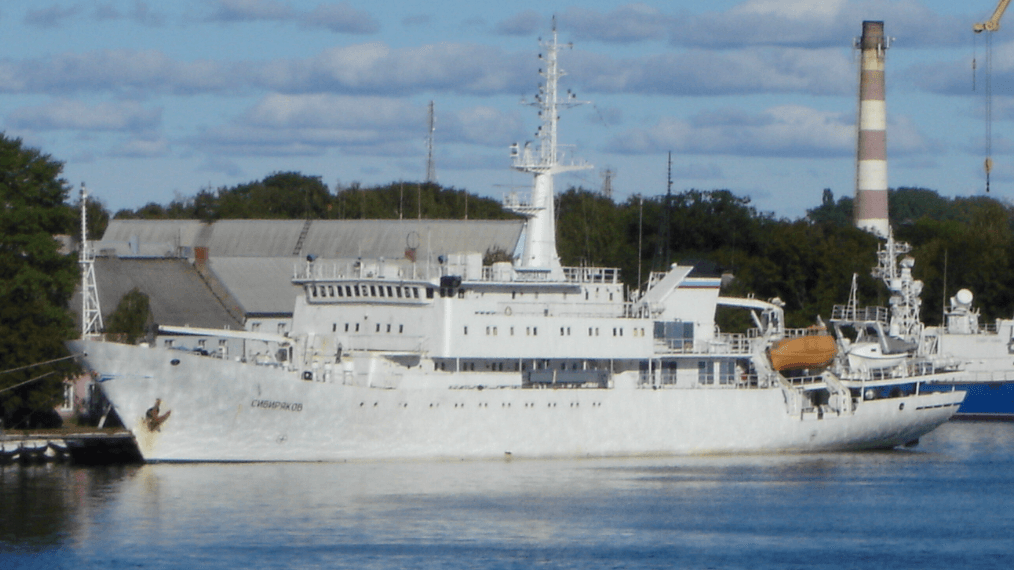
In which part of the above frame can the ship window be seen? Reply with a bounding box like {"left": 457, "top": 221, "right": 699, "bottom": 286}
{"left": 399, "top": 324, "right": 404, "bottom": 333}
{"left": 345, "top": 286, "right": 352, "bottom": 297}
{"left": 396, "top": 287, "right": 402, "bottom": 298}
{"left": 533, "top": 327, "right": 538, "bottom": 336}
{"left": 561, "top": 327, "right": 565, "bottom": 336}
{"left": 698, "top": 361, "right": 714, "bottom": 385}
{"left": 378, "top": 286, "right": 385, "bottom": 297}
{"left": 376, "top": 323, "right": 381, "bottom": 332}
{"left": 370, "top": 285, "right": 377, "bottom": 296}
{"left": 426, "top": 288, "right": 434, "bottom": 299}
{"left": 355, "top": 323, "right": 360, "bottom": 332}
{"left": 61, "top": 383, "right": 74, "bottom": 411}
{"left": 387, "top": 286, "right": 394, "bottom": 297}
{"left": 353, "top": 285, "right": 360, "bottom": 297}
{"left": 464, "top": 326, "right": 468, "bottom": 335}
{"left": 312, "top": 287, "right": 318, "bottom": 297}
{"left": 328, "top": 286, "right": 335, "bottom": 296}
{"left": 332, "top": 323, "right": 336, "bottom": 332}
{"left": 386, "top": 324, "right": 391, "bottom": 333}
{"left": 458, "top": 289, "right": 465, "bottom": 299}
{"left": 719, "top": 361, "right": 736, "bottom": 385}
{"left": 588, "top": 327, "right": 593, "bottom": 336}
{"left": 345, "top": 323, "right": 349, "bottom": 332}
{"left": 510, "top": 327, "right": 514, "bottom": 336}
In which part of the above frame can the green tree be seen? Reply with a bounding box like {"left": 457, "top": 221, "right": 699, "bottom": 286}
{"left": 105, "top": 288, "right": 153, "bottom": 344}
{"left": 0, "top": 134, "right": 79, "bottom": 428}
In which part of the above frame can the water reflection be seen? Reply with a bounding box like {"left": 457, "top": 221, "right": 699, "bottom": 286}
{"left": 1, "top": 422, "right": 1012, "bottom": 569}
{"left": 0, "top": 463, "right": 139, "bottom": 549}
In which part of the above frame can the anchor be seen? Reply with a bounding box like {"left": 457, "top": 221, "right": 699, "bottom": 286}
{"left": 145, "top": 398, "right": 172, "bottom": 432}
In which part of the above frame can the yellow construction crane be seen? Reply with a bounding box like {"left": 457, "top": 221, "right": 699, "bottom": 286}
{"left": 975, "top": 0, "right": 1011, "bottom": 191}
{"left": 975, "top": 0, "right": 1011, "bottom": 32}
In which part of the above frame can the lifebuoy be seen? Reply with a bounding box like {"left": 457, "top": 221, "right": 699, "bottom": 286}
{"left": 504, "top": 306, "right": 512, "bottom": 316}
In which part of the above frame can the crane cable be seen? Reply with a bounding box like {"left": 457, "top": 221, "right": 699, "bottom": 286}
{"left": 986, "top": 31, "right": 994, "bottom": 193}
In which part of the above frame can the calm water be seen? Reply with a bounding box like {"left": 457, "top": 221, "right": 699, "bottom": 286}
{"left": 2, "top": 421, "right": 1014, "bottom": 570}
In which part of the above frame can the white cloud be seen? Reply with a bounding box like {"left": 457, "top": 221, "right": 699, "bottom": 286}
{"left": 93, "top": 1, "right": 166, "bottom": 26}
{"left": 495, "top": 10, "right": 542, "bottom": 37}
{"left": 206, "top": 0, "right": 294, "bottom": 22}
{"left": 299, "top": 2, "right": 379, "bottom": 34}
{"left": 203, "top": 0, "right": 378, "bottom": 33}
{"left": 6, "top": 99, "right": 161, "bottom": 132}
{"left": 24, "top": 3, "right": 83, "bottom": 28}
{"left": 563, "top": 4, "right": 672, "bottom": 43}
{"left": 190, "top": 94, "right": 524, "bottom": 159}
{"left": 109, "top": 136, "right": 171, "bottom": 157}
{"left": 549, "top": 0, "right": 967, "bottom": 49}
{"left": 572, "top": 47, "right": 853, "bottom": 97}
{"left": 607, "top": 105, "right": 858, "bottom": 158}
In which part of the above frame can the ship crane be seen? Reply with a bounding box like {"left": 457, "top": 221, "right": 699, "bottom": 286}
{"left": 974, "top": 0, "right": 1011, "bottom": 192}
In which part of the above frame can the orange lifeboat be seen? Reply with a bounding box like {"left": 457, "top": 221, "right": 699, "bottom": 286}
{"left": 769, "top": 333, "right": 836, "bottom": 371}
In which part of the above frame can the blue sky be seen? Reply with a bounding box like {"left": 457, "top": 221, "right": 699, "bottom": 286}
{"left": 0, "top": 0, "right": 1007, "bottom": 219}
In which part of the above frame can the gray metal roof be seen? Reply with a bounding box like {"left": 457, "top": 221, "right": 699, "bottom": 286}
{"left": 300, "top": 220, "right": 524, "bottom": 260}
{"left": 99, "top": 219, "right": 524, "bottom": 260}
{"left": 206, "top": 220, "right": 308, "bottom": 257}
{"left": 80, "top": 258, "right": 243, "bottom": 330}
{"left": 206, "top": 257, "right": 303, "bottom": 316}
{"left": 99, "top": 220, "right": 207, "bottom": 256}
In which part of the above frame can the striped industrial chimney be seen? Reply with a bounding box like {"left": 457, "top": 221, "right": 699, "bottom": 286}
{"left": 855, "top": 21, "right": 890, "bottom": 237}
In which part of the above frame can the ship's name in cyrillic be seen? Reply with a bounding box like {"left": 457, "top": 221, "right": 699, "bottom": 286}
{"left": 251, "top": 399, "right": 303, "bottom": 412}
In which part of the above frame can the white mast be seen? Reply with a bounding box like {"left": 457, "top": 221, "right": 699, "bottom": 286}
{"left": 507, "top": 18, "right": 592, "bottom": 277}
{"left": 79, "top": 183, "right": 103, "bottom": 338}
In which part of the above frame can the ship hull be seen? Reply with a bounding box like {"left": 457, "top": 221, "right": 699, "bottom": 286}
{"left": 934, "top": 332, "right": 1014, "bottom": 418}
{"left": 71, "top": 340, "right": 965, "bottom": 462}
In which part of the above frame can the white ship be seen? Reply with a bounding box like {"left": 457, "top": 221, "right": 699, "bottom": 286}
{"left": 69, "top": 28, "right": 966, "bottom": 462}
{"left": 922, "top": 286, "right": 1014, "bottom": 419}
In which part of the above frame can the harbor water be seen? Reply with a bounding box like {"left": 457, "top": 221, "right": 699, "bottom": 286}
{"left": 2, "top": 421, "right": 1013, "bottom": 569}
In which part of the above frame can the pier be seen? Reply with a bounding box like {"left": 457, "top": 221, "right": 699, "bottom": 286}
{"left": 0, "top": 429, "right": 141, "bottom": 465}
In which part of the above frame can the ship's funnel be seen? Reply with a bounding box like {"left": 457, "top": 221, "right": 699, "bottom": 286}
{"left": 855, "top": 21, "right": 890, "bottom": 238}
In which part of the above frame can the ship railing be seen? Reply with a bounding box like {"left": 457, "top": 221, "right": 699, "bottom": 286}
{"left": 562, "top": 266, "right": 620, "bottom": 284}
{"left": 780, "top": 374, "right": 826, "bottom": 388}
{"left": 475, "top": 265, "right": 620, "bottom": 284}
{"left": 293, "top": 260, "right": 428, "bottom": 281}
{"left": 338, "top": 334, "right": 428, "bottom": 353}
{"left": 837, "top": 358, "right": 959, "bottom": 383}
{"left": 946, "top": 369, "right": 1014, "bottom": 383}
{"left": 502, "top": 191, "right": 534, "bottom": 210}
{"left": 638, "top": 371, "right": 763, "bottom": 389}
{"left": 831, "top": 304, "right": 889, "bottom": 325}
{"left": 653, "top": 334, "right": 752, "bottom": 355}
